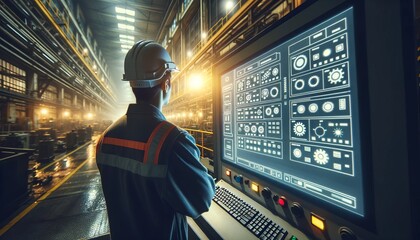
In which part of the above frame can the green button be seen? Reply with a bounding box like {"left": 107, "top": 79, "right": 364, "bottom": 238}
{"left": 290, "top": 236, "right": 298, "bottom": 240}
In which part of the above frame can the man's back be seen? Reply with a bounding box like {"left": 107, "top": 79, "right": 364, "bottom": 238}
{"left": 96, "top": 103, "right": 215, "bottom": 239}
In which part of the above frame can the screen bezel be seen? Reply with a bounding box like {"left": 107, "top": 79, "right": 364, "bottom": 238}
{"left": 212, "top": 0, "right": 374, "bottom": 230}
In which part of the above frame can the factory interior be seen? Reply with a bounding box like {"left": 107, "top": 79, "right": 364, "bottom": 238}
{"left": 0, "top": 0, "right": 419, "bottom": 239}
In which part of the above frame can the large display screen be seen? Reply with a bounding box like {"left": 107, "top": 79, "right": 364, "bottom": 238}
{"left": 220, "top": 7, "right": 365, "bottom": 216}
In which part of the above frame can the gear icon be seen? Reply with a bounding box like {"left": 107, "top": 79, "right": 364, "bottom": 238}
{"left": 313, "top": 149, "right": 329, "bottom": 165}
{"left": 293, "top": 122, "right": 306, "bottom": 137}
{"left": 327, "top": 68, "right": 344, "bottom": 84}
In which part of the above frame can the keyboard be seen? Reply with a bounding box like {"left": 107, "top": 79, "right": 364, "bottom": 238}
{"left": 213, "top": 186, "right": 289, "bottom": 240}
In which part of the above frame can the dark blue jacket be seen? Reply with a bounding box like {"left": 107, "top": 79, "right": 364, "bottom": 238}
{"left": 96, "top": 102, "right": 215, "bottom": 239}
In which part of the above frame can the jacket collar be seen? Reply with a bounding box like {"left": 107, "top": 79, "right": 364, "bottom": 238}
{"left": 126, "top": 102, "right": 166, "bottom": 121}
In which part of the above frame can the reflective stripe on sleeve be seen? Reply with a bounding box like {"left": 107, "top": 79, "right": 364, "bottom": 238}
{"left": 102, "top": 137, "right": 146, "bottom": 150}
{"left": 144, "top": 121, "right": 175, "bottom": 164}
{"left": 97, "top": 152, "right": 167, "bottom": 178}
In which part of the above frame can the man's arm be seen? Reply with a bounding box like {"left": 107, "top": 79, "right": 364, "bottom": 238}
{"left": 163, "top": 132, "right": 215, "bottom": 218}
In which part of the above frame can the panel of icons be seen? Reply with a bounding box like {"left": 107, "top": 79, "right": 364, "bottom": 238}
{"left": 291, "top": 95, "right": 351, "bottom": 118}
{"left": 237, "top": 104, "right": 282, "bottom": 121}
{"left": 290, "top": 143, "right": 354, "bottom": 176}
{"left": 221, "top": 8, "right": 362, "bottom": 215}
{"left": 238, "top": 137, "right": 283, "bottom": 158}
{"left": 290, "top": 119, "right": 352, "bottom": 147}
{"left": 290, "top": 62, "right": 350, "bottom": 96}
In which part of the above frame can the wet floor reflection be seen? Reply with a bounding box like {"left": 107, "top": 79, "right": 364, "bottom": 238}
{"left": 1, "top": 136, "right": 110, "bottom": 240}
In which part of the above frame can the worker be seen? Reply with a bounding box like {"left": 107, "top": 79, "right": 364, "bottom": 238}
{"left": 95, "top": 40, "right": 215, "bottom": 239}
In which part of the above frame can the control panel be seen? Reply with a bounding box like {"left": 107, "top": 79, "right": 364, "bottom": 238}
{"left": 220, "top": 7, "right": 364, "bottom": 217}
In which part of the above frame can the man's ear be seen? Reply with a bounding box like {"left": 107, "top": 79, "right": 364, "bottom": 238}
{"left": 163, "top": 79, "right": 170, "bottom": 93}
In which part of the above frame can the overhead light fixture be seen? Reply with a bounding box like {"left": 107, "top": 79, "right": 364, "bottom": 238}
{"left": 120, "top": 38, "right": 134, "bottom": 44}
{"left": 121, "top": 44, "right": 132, "bottom": 49}
{"left": 225, "top": 1, "right": 235, "bottom": 11}
{"left": 117, "top": 15, "right": 135, "bottom": 22}
{"left": 120, "top": 34, "right": 134, "bottom": 40}
{"left": 118, "top": 23, "right": 134, "bottom": 31}
{"left": 115, "top": 7, "right": 135, "bottom": 16}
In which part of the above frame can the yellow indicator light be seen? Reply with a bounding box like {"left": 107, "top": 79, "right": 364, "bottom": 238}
{"left": 251, "top": 182, "right": 259, "bottom": 193}
{"left": 225, "top": 170, "right": 231, "bottom": 177}
{"left": 311, "top": 213, "right": 325, "bottom": 231}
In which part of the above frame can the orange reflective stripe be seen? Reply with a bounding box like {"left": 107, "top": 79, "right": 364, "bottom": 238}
{"left": 153, "top": 125, "right": 176, "bottom": 165}
{"left": 143, "top": 121, "right": 167, "bottom": 163}
{"left": 103, "top": 137, "right": 146, "bottom": 150}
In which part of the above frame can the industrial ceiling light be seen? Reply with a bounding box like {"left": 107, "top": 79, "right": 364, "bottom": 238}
{"left": 115, "top": 7, "right": 135, "bottom": 16}
{"left": 118, "top": 23, "right": 134, "bottom": 31}
{"left": 120, "top": 38, "right": 134, "bottom": 44}
{"left": 225, "top": 1, "right": 234, "bottom": 11}
{"left": 120, "top": 34, "right": 134, "bottom": 40}
{"left": 116, "top": 15, "right": 135, "bottom": 22}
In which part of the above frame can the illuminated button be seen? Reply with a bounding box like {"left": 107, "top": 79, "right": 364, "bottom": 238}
{"left": 251, "top": 182, "right": 259, "bottom": 193}
{"left": 290, "top": 236, "right": 298, "bottom": 240}
{"left": 311, "top": 213, "right": 325, "bottom": 231}
{"left": 225, "top": 170, "right": 231, "bottom": 177}
{"left": 278, "top": 196, "right": 287, "bottom": 207}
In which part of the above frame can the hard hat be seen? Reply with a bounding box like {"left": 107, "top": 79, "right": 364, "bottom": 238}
{"left": 122, "top": 40, "right": 179, "bottom": 88}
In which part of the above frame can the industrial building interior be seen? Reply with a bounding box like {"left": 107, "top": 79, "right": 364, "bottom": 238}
{"left": 0, "top": 0, "right": 419, "bottom": 239}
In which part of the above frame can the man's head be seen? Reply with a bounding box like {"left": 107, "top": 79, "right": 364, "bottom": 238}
{"left": 122, "top": 40, "right": 178, "bottom": 107}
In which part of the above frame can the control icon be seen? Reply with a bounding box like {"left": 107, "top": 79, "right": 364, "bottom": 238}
{"left": 294, "top": 79, "right": 305, "bottom": 90}
{"left": 333, "top": 128, "right": 344, "bottom": 138}
{"left": 293, "top": 54, "right": 308, "bottom": 71}
{"left": 327, "top": 68, "right": 344, "bottom": 84}
{"left": 262, "top": 89, "right": 269, "bottom": 98}
{"left": 313, "top": 149, "right": 329, "bottom": 165}
{"left": 308, "top": 76, "right": 320, "bottom": 87}
{"left": 272, "top": 67, "right": 279, "bottom": 76}
{"left": 313, "top": 125, "right": 327, "bottom": 138}
{"left": 293, "top": 122, "right": 307, "bottom": 137}
{"left": 297, "top": 105, "right": 306, "bottom": 114}
{"left": 293, "top": 148, "right": 303, "bottom": 158}
{"left": 309, "top": 103, "right": 319, "bottom": 113}
{"left": 322, "top": 101, "right": 334, "bottom": 113}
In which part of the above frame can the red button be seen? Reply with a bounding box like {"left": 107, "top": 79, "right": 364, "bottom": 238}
{"left": 278, "top": 196, "right": 287, "bottom": 207}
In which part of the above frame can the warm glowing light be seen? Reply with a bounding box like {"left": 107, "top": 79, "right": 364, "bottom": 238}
{"left": 225, "top": 1, "right": 235, "bottom": 11}
{"left": 311, "top": 214, "right": 325, "bottom": 231}
{"left": 86, "top": 113, "right": 94, "bottom": 119}
{"left": 187, "top": 50, "right": 193, "bottom": 57}
{"left": 189, "top": 73, "right": 204, "bottom": 89}
{"left": 251, "top": 182, "right": 259, "bottom": 193}
{"left": 63, "top": 111, "right": 70, "bottom": 117}
{"left": 188, "top": 112, "right": 193, "bottom": 118}
{"left": 182, "top": 112, "right": 187, "bottom": 118}
{"left": 93, "top": 64, "right": 97, "bottom": 70}
{"left": 115, "top": 7, "right": 135, "bottom": 16}
{"left": 82, "top": 48, "right": 88, "bottom": 56}
{"left": 40, "top": 108, "right": 48, "bottom": 115}
{"left": 198, "top": 111, "right": 203, "bottom": 118}
{"left": 201, "top": 32, "right": 207, "bottom": 39}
